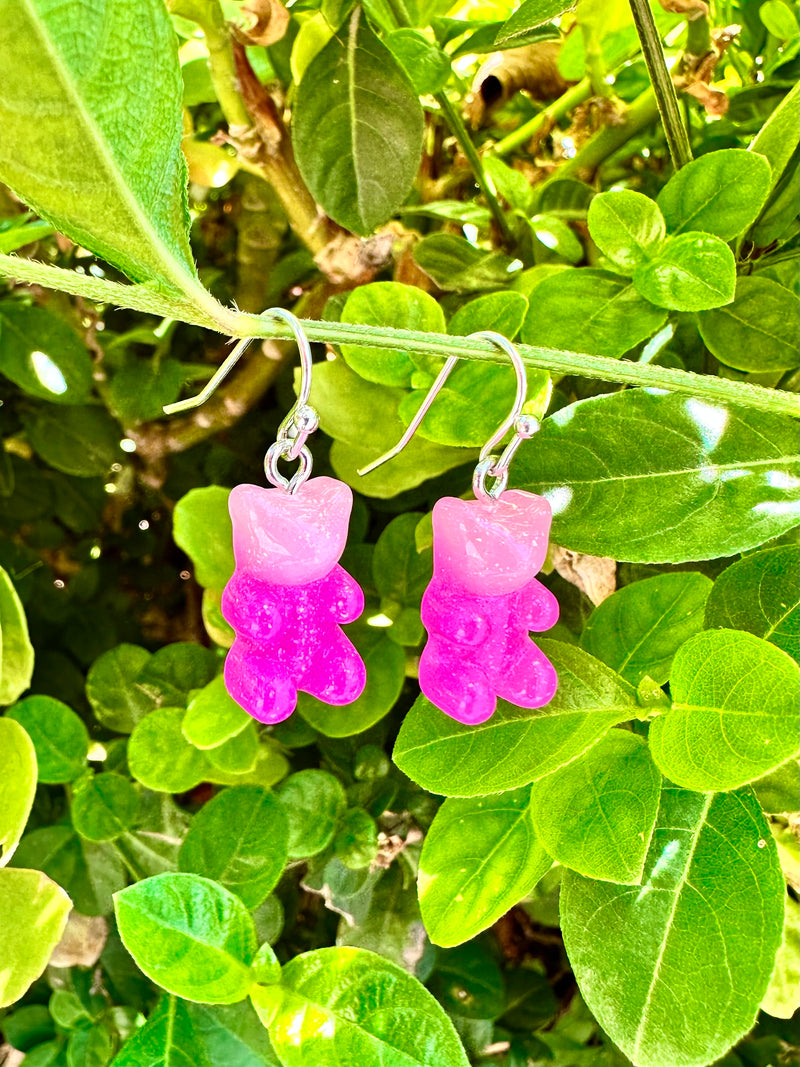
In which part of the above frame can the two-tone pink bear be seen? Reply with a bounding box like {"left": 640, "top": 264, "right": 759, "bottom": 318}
{"left": 221, "top": 477, "right": 366, "bottom": 723}
{"left": 419, "top": 491, "right": 559, "bottom": 725}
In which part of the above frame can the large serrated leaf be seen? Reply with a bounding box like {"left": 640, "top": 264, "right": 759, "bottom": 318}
{"left": 561, "top": 786, "right": 785, "bottom": 1067}
{"left": 0, "top": 0, "right": 201, "bottom": 295}
{"left": 293, "top": 7, "right": 424, "bottom": 236}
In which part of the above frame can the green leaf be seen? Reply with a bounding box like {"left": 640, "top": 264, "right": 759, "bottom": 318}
{"left": 113, "top": 996, "right": 211, "bottom": 1067}
{"left": 107, "top": 358, "right": 185, "bottom": 424}
{"left": 6, "top": 695, "right": 88, "bottom": 784}
{"left": 494, "top": 0, "right": 574, "bottom": 46}
{"left": 427, "top": 943, "right": 505, "bottom": 1019}
{"left": 418, "top": 787, "right": 552, "bottom": 947}
{"left": 586, "top": 190, "right": 666, "bottom": 273}
{"left": 297, "top": 625, "right": 406, "bottom": 736}
{"left": 752, "top": 757, "right": 800, "bottom": 814}
{"left": 340, "top": 282, "right": 445, "bottom": 387}
{"left": 414, "top": 234, "right": 520, "bottom": 292}
{"left": 293, "top": 7, "right": 424, "bottom": 236}
{"left": 748, "top": 83, "right": 800, "bottom": 198}
{"left": 128, "top": 707, "right": 212, "bottom": 793}
{"left": 561, "top": 787, "right": 785, "bottom": 1067}
{"left": 0, "top": 718, "right": 37, "bottom": 866}
{"left": 71, "top": 773, "right": 140, "bottom": 842}
{"left": 393, "top": 641, "right": 635, "bottom": 797}
{"left": 448, "top": 291, "right": 529, "bottom": 339}
{"left": 526, "top": 214, "right": 584, "bottom": 264}
{"left": 337, "top": 864, "right": 432, "bottom": 977}
{"left": 580, "top": 573, "right": 713, "bottom": 685}
{"left": 656, "top": 148, "right": 773, "bottom": 239}
{"left": 704, "top": 546, "right": 799, "bottom": 660}
{"left": 12, "top": 824, "right": 125, "bottom": 916}
{"left": 697, "top": 276, "right": 800, "bottom": 372}
{"left": 276, "top": 769, "right": 347, "bottom": 860}
{"left": 760, "top": 0, "right": 800, "bottom": 40}
{"left": 22, "top": 405, "right": 121, "bottom": 477}
{"left": 177, "top": 674, "right": 246, "bottom": 751}
{"left": 173, "top": 487, "right": 234, "bottom": 590}
{"left": 385, "top": 30, "right": 451, "bottom": 95}
{"left": 0, "top": 565, "right": 34, "bottom": 705}
{"left": 204, "top": 722, "right": 259, "bottom": 775}
{"left": 178, "top": 786, "right": 289, "bottom": 908}
{"left": 0, "top": 0, "right": 201, "bottom": 294}
{"left": 372, "top": 513, "right": 432, "bottom": 605}
{"left": 0, "top": 868, "right": 71, "bottom": 1008}
{"left": 114, "top": 873, "right": 258, "bottom": 1004}
{"left": 252, "top": 946, "right": 469, "bottom": 1066}
{"left": 761, "top": 893, "right": 800, "bottom": 1019}
{"left": 185, "top": 1001, "right": 281, "bottom": 1067}
{"left": 310, "top": 360, "right": 470, "bottom": 498}
{"left": 512, "top": 389, "right": 800, "bottom": 562}
{"left": 86, "top": 644, "right": 155, "bottom": 733}
{"left": 0, "top": 303, "right": 93, "bottom": 404}
{"left": 530, "top": 731, "right": 661, "bottom": 884}
{"left": 520, "top": 270, "right": 667, "bottom": 358}
{"left": 650, "top": 630, "right": 800, "bottom": 791}
{"left": 632, "top": 232, "right": 736, "bottom": 312}
{"left": 138, "top": 643, "right": 218, "bottom": 706}
{"left": 333, "top": 808, "right": 378, "bottom": 870}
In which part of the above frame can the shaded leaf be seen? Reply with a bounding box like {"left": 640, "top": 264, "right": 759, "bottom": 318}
{"left": 0, "top": 302, "right": 93, "bottom": 404}
{"left": 71, "top": 773, "right": 140, "bottom": 843}
{"left": 23, "top": 405, "right": 121, "bottom": 477}
{"left": 697, "top": 275, "right": 800, "bottom": 372}
{"left": 293, "top": 8, "right": 423, "bottom": 235}
{"left": 276, "top": 769, "right": 347, "bottom": 860}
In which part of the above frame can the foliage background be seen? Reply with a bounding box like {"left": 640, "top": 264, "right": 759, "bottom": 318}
{"left": 0, "top": 0, "right": 798, "bottom": 1065}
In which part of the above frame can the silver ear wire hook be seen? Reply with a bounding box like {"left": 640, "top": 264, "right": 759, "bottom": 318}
{"left": 357, "top": 331, "right": 543, "bottom": 502}
{"left": 162, "top": 307, "right": 319, "bottom": 495}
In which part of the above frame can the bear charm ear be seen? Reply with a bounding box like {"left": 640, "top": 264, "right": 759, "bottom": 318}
{"left": 358, "top": 331, "right": 559, "bottom": 724}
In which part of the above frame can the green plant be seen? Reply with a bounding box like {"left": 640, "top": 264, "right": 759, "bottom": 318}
{"left": 0, "top": 0, "right": 798, "bottom": 1065}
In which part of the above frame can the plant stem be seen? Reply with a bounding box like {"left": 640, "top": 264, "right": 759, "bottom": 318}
{"left": 435, "top": 92, "right": 514, "bottom": 244}
{"left": 492, "top": 79, "right": 593, "bottom": 158}
{"left": 628, "top": 0, "right": 693, "bottom": 170}
{"left": 1, "top": 254, "right": 797, "bottom": 418}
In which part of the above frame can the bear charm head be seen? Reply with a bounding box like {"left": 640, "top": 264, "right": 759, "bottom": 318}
{"left": 228, "top": 476, "right": 352, "bottom": 585}
{"left": 431, "top": 491, "right": 552, "bottom": 596}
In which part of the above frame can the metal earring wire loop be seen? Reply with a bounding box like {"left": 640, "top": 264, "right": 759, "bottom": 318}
{"left": 161, "top": 307, "right": 319, "bottom": 495}
{"left": 357, "top": 331, "right": 542, "bottom": 501}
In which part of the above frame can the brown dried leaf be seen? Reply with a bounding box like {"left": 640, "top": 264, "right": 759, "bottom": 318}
{"left": 48, "top": 911, "right": 108, "bottom": 968}
{"left": 657, "top": 0, "right": 708, "bottom": 19}
{"left": 551, "top": 547, "right": 616, "bottom": 605}
{"left": 237, "top": 0, "right": 290, "bottom": 46}
{"left": 467, "top": 43, "right": 569, "bottom": 127}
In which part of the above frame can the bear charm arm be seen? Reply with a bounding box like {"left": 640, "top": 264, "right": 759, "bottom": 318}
{"left": 511, "top": 578, "right": 560, "bottom": 633}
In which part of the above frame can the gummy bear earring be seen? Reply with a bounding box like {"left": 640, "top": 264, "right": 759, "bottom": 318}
{"left": 164, "top": 309, "right": 366, "bottom": 723}
{"left": 359, "top": 332, "right": 558, "bottom": 725}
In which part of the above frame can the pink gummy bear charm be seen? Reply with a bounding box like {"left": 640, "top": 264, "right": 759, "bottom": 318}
{"left": 419, "top": 490, "right": 558, "bottom": 725}
{"left": 221, "top": 476, "right": 366, "bottom": 724}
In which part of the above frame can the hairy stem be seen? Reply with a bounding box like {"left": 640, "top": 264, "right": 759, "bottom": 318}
{"left": 1, "top": 254, "right": 797, "bottom": 418}
{"left": 628, "top": 0, "right": 693, "bottom": 170}
{"left": 435, "top": 92, "right": 514, "bottom": 244}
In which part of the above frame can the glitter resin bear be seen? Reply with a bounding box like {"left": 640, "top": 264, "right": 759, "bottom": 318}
{"left": 419, "top": 490, "right": 559, "bottom": 725}
{"left": 221, "top": 476, "right": 366, "bottom": 723}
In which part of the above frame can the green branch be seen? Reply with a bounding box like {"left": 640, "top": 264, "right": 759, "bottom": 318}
{"left": 628, "top": 0, "right": 693, "bottom": 170}
{"left": 1, "top": 253, "right": 797, "bottom": 418}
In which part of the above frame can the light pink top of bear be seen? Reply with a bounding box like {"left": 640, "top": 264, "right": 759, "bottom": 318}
{"left": 221, "top": 477, "right": 365, "bottom": 724}
{"left": 420, "top": 490, "right": 558, "bottom": 725}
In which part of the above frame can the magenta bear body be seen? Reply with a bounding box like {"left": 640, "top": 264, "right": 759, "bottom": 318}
{"left": 221, "top": 476, "right": 366, "bottom": 724}
{"left": 419, "top": 490, "right": 559, "bottom": 725}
